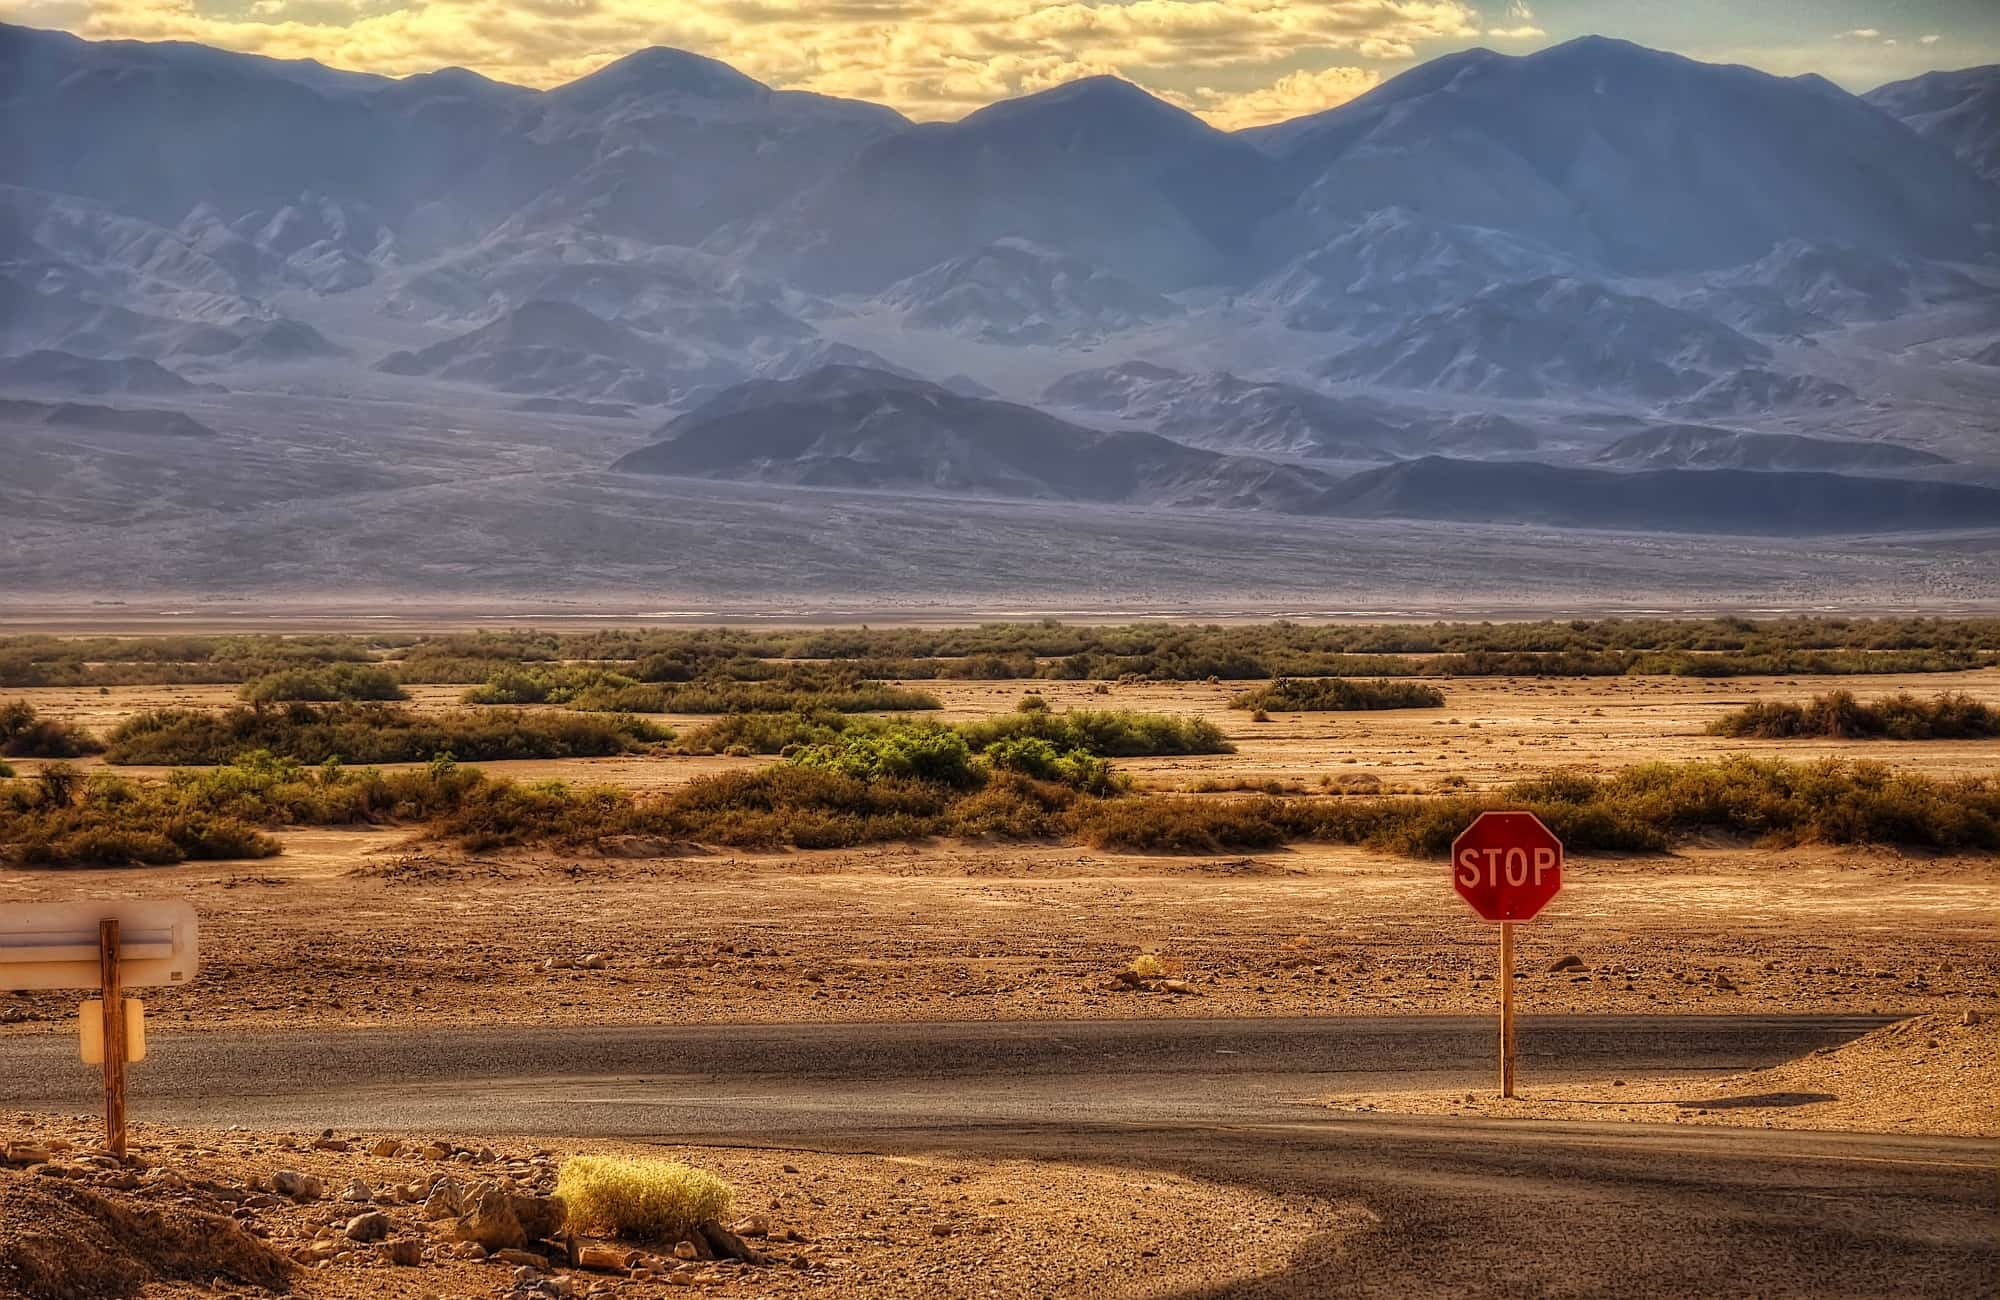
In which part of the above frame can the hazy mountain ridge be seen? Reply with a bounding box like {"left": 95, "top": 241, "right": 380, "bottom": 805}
{"left": 1321, "top": 456, "right": 2000, "bottom": 534}
{"left": 2, "top": 20, "right": 1998, "bottom": 574}
{"left": 1591, "top": 424, "right": 1951, "bottom": 472}
{"left": 1321, "top": 277, "right": 1771, "bottom": 400}
{"left": 1865, "top": 65, "right": 2000, "bottom": 186}
{"left": 0, "top": 395, "right": 216, "bottom": 437}
{"left": 1041, "top": 363, "right": 1539, "bottom": 459}
{"left": 1249, "top": 38, "right": 1996, "bottom": 273}
{"left": 612, "top": 365, "right": 1337, "bottom": 511}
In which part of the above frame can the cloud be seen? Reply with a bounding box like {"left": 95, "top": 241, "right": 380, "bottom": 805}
{"left": 0, "top": 0, "right": 1487, "bottom": 121}
{"left": 1484, "top": 25, "right": 1542, "bottom": 39}
{"left": 1835, "top": 28, "right": 1882, "bottom": 40}
{"left": 1166, "top": 63, "right": 1381, "bottom": 128}
{"left": 1921, "top": 33, "right": 1940, "bottom": 44}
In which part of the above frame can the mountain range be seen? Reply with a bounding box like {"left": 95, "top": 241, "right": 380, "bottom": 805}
{"left": 1, "top": 23, "right": 1997, "bottom": 601}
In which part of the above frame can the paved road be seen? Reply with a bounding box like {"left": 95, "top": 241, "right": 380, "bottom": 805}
{"left": 4, "top": 1015, "right": 1994, "bottom": 1297}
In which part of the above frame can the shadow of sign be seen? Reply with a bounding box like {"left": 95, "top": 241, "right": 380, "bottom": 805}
{"left": 1676, "top": 1091, "right": 1838, "bottom": 1111}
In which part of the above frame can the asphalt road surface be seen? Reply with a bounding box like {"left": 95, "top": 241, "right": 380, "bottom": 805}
{"left": 4, "top": 1015, "right": 1994, "bottom": 1297}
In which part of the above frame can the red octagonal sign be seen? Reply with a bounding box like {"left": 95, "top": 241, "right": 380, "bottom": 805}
{"left": 1452, "top": 811, "right": 1563, "bottom": 922}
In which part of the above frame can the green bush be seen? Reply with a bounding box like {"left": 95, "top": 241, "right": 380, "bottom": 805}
{"left": 956, "top": 709, "right": 1231, "bottom": 757}
{"left": 1231, "top": 678, "right": 1446, "bottom": 711}
{"left": 0, "top": 701, "right": 103, "bottom": 758}
{"left": 788, "top": 726, "right": 979, "bottom": 787}
{"left": 241, "top": 664, "right": 407, "bottom": 702}
{"left": 675, "top": 710, "right": 868, "bottom": 755}
{"left": 102, "top": 703, "right": 668, "bottom": 766}
{"left": 981, "top": 735, "right": 1121, "bottom": 795}
{"left": 1709, "top": 691, "right": 2000, "bottom": 740}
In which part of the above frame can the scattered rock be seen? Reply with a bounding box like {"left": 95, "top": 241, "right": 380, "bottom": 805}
{"left": 3, "top": 1143, "right": 52, "bottom": 1166}
{"left": 580, "top": 953, "right": 609, "bottom": 970}
{"left": 576, "top": 1243, "right": 637, "bottom": 1272}
{"left": 423, "top": 1178, "right": 465, "bottom": 1219}
{"left": 1546, "top": 955, "right": 1587, "bottom": 973}
{"left": 1158, "top": 979, "right": 1200, "bottom": 996}
{"left": 698, "top": 1220, "right": 768, "bottom": 1265}
{"left": 272, "top": 1170, "right": 322, "bottom": 1202}
{"left": 340, "top": 1178, "right": 374, "bottom": 1202}
{"left": 345, "top": 1211, "right": 391, "bottom": 1242}
{"left": 492, "top": 1247, "right": 549, "bottom": 1269}
{"left": 454, "top": 1186, "right": 526, "bottom": 1250}
{"left": 381, "top": 1237, "right": 424, "bottom": 1266}
{"left": 1714, "top": 972, "right": 1737, "bottom": 991}
{"left": 453, "top": 1185, "right": 567, "bottom": 1251}
{"left": 370, "top": 1138, "right": 404, "bottom": 1158}
{"left": 1964, "top": 1010, "right": 1986, "bottom": 1027}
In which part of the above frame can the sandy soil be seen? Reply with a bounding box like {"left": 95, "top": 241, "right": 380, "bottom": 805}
{"left": 1, "top": 833, "right": 1992, "bottom": 1034}
{"left": 12, "top": 668, "right": 2000, "bottom": 794}
{"left": 1323, "top": 1011, "right": 1999, "bottom": 1138}
{"left": 0, "top": 1112, "right": 1347, "bottom": 1299}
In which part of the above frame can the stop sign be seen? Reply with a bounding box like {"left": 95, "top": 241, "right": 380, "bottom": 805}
{"left": 1452, "top": 811, "right": 1563, "bottom": 922}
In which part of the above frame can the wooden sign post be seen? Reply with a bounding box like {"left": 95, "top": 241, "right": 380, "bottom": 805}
{"left": 98, "top": 919, "right": 128, "bottom": 1157}
{"left": 1452, "top": 813, "right": 1563, "bottom": 1099}
{"left": 0, "top": 900, "right": 196, "bottom": 1157}
{"left": 1498, "top": 920, "right": 1516, "bottom": 1097}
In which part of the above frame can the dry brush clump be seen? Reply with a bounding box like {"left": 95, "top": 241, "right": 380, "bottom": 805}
{"left": 0, "top": 701, "right": 103, "bottom": 758}
{"left": 556, "top": 1157, "right": 733, "bottom": 1243}
{"left": 1709, "top": 691, "right": 2000, "bottom": 740}
{"left": 0, "top": 751, "right": 500, "bottom": 866}
{"left": 10, "top": 616, "right": 1997, "bottom": 689}
{"left": 1230, "top": 678, "right": 1446, "bottom": 712}
{"left": 9, "top": 745, "right": 1998, "bottom": 868}
{"left": 101, "top": 702, "right": 669, "bottom": 766}
{"left": 239, "top": 663, "right": 406, "bottom": 703}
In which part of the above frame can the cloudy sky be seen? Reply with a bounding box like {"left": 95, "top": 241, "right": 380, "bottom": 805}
{"left": 4, "top": 0, "right": 1996, "bottom": 127}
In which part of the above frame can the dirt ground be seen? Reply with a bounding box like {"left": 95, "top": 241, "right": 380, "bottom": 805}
{"left": 1324, "top": 1011, "right": 2000, "bottom": 1138}
{"left": 0, "top": 1112, "right": 1345, "bottom": 1299}
{"left": 3, "top": 671, "right": 1998, "bottom": 1035}
{"left": 0, "top": 831, "right": 1993, "bottom": 1035}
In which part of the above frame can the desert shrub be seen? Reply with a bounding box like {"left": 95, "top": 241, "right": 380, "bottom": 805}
{"left": 1075, "top": 796, "right": 1289, "bottom": 852}
{"left": 945, "top": 772, "right": 1079, "bottom": 839}
{"left": 6, "top": 619, "right": 1997, "bottom": 691}
{"left": 2, "top": 768, "right": 285, "bottom": 868}
{"left": 464, "top": 666, "right": 643, "bottom": 706}
{"left": 980, "top": 735, "right": 1121, "bottom": 795}
{"left": 1231, "top": 678, "right": 1446, "bottom": 712}
{"left": 240, "top": 664, "right": 406, "bottom": 703}
{"left": 787, "top": 726, "right": 979, "bottom": 788}
{"left": 464, "top": 669, "right": 557, "bottom": 705}
{"left": 634, "top": 766, "right": 954, "bottom": 848}
{"left": 956, "top": 709, "right": 1231, "bottom": 757}
{"left": 0, "top": 702, "right": 103, "bottom": 758}
{"left": 646, "top": 680, "right": 940, "bottom": 715}
{"left": 675, "top": 710, "right": 870, "bottom": 755}
{"left": 557, "top": 1156, "right": 733, "bottom": 1243}
{"left": 102, "top": 703, "right": 667, "bottom": 765}
{"left": 1709, "top": 691, "right": 2000, "bottom": 740}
